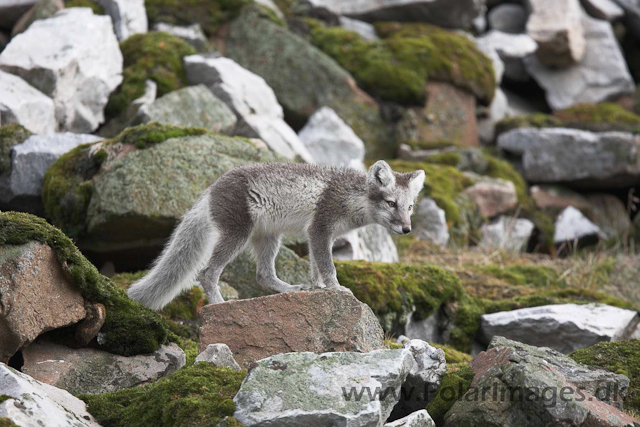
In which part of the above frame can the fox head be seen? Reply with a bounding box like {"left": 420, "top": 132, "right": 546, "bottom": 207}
{"left": 366, "top": 160, "right": 425, "bottom": 235}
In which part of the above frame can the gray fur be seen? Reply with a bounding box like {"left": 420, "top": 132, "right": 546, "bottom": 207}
{"left": 128, "top": 161, "right": 425, "bottom": 309}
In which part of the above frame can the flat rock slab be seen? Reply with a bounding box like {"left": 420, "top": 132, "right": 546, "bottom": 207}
{"left": 480, "top": 303, "right": 640, "bottom": 353}
{"left": 199, "top": 290, "right": 384, "bottom": 369}
{"left": 21, "top": 339, "right": 185, "bottom": 395}
{"left": 0, "top": 242, "right": 86, "bottom": 363}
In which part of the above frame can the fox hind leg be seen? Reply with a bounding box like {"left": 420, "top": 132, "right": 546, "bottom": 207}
{"left": 252, "top": 233, "right": 303, "bottom": 293}
{"left": 200, "top": 230, "right": 250, "bottom": 304}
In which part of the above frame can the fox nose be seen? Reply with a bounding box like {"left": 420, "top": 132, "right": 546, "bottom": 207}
{"left": 402, "top": 226, "right": 411, "bottom": 234}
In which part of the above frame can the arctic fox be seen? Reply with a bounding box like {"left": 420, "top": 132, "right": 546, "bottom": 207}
{"left": 127, "top": 161, "right": 425, "bottom": 310}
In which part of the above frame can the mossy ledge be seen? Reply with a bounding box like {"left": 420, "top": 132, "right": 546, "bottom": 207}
{"left": 64, "top": 0, "right": 104, "bottom": 14}
{"left": 0, "top": 212, "right": 172, "bottom": 356}
{"left": 0, "top": 123, "right": 32, "bottom": 176}
{"left": 81, "top": 363, "right": 246, "bottom": 427}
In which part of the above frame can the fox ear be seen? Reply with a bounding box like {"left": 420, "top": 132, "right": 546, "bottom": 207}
{"left": 367, "top": 160, "right": 395, "bottom": 188}
{"left": 408, "top": 170, "right": 425, "bottom": 197}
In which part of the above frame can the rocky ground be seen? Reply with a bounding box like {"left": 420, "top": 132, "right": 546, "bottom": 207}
{"left": 2, "top": 0, "right": 640, "bottom": 426}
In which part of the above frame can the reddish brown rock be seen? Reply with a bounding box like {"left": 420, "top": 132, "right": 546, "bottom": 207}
{"left": 199, "top": 290, "right": 384, "bottom": 369}
{"left": 463, "top": 176, "right": 518, "bottom": 218}
{"left": 531, "top": 185, "right": 591, "bottom": 211}
{"left": 0, "top": 242, "right": 86, "bottom": 363}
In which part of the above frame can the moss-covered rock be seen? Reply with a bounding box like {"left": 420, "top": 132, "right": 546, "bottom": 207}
{"left": 105, "top": 32, "right": 196, "bottom": 119}
{"left": 65, "top": 0, "right": 104, "bottom": 14}
{"left": 81, "top": 363, "right": 245, "bottom": 427}
{"left": 430, "top": 343, "right": 472, "bottom": 365}
{"left": 554, "top": 102, "right": 640, "bottom": 132}
{"left": 0, "top": 123, "right": 31, "bottom": 176}
{"left": 0, "top": 418, "right": 19, "bottom": 427}
{"left": 570, "top": 340, "right": 640, "bottom": 412}
{"left": 426, "top": 363, "right": 473, "bottom": 426}
{"left": 494, "top": 113, "right": 562, "bottom": 138}
{"left": 0, "top": 212, "right": 171, "bottom": 356}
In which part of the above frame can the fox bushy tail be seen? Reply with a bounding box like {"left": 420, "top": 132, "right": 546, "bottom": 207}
{"left": 127, "top": 193, "right": 217, "bottom": 310}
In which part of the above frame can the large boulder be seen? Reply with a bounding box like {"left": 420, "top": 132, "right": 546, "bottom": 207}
{"left": 96, "top": 0, "right": 148, "bottom": 41}
{"left": 444, "top": 336, "right": 636, "bottom": 426}
{"left": 22, "top": 339, "right": 185, "bottom": 395}
{"left": 199, "top": 290, "right": 385, "bottom": 369}
{"left": 0, "top": 242, "right": 86, "bottom": 363}
{"left": 0, "top": 363, "right": 101, "bottom": 427}
{"left": 480, "top": 303, "right": 640, "bottom": 353}
{"left": 524, "top": 14, "right": 634, "bottom": 111}
{"left": 136, "top": 84, "right": 237, "bottom": 135}
{"left": 0, "top": 69, "right": 56, "bottom": 134}
{"left": 0, "top": 132, "right": 100, "bottom": 213}
{"left": 0, "top": 8, "right": 123, "bottom": 133}
{"left": 498, "top": 128, "right": 640, "bottom": 188}
{"left": 234, "top": 340, "right": 446, "bottom": 426}
{"left": 184, "top": 55, "right": 314, "bottom": 162}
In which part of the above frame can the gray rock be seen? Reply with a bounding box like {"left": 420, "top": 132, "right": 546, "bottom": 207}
{"left": 299, "top": 106, "right": 365, "bottom": 170}
{"left": 234, "top": 340, "right": 446, "bottom": 426}
{"left": 498, "top": 128, "right": 640, "bottom": 188}
{"left": 0, "top": 69, "right": 56, "bottom": 134}
{"left": 22, "top": 340, "right": 185, "bottom": 395}
{"left": 0, "top": 8, "right": 123, "bottom": 133}
{"left": 386, "top": 410, "right": 436, "bottom": 427}
{"left": 333, "top": 224, "right": 399, "bottom": 263}
{"left": 254, "top": 0, "right": 284, "bottom": 18}
{"left": 99, "top": 79, "right": 156, "bottom": 138}
{"left": 480, "top": 303, "right": 640, "bottom": 353}
{"left": 525, "top": 14, "right": 634, "bottom": 110}
{"left": 96, "top": 0, "right": 147, "bottom": 41}
{"left": 11, "top": 0, "right": 63, "bottom": 37}
{"left": 554, "top": 205, "right": 603, "bottom": 245}
{"left": 136, "top": 85, "right": 237, "bottom": 134}
{"left": 195, "top": 343, "right": 241, "bottom": 371}
{"left": 586, "top": 193, "right": 631, "bottom": 240}
{"left": 478, "top": 87, "right": 509, "bottom": 143}
{"left": 413, "top": 198, "right": 450, "bottom": 246}
{"left": 478, "top": 31, "right": 537, "bottom": 82}
{"left": 184, "top": 55, "right": 314, "bottom": 162}
{"left": 480, "top": 216, "right": 534, "bottom": 252}
{"left": 0, "top": 0, "right": 38, "bottom": 31}
{"left": 0, "top": 363, "right": 101, "bottom": 426}
{"left": 462, "top": 173, "right": 518, "bottom": 218}
{"left": 153, "top": 22, "right": 207, "bottom": 50}
{"left": 339, "top": 16, "right": 379, "bottom": 41}
{"left": 582, "top": 0, "right": 624, "bottom": 20}
{"left": 488, "top": 3, "right": 527, "bottom": 33}
{"left": 526, "top": 0, "right": 586, "bottom": 67}
{"left": 471, "top": 33, "right": 504, "bottom": 84}
{"left": 404, "top": 311, "right": 441, "bottom": 343}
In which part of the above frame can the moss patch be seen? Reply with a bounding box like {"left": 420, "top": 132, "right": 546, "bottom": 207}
{"left": 81, "top": 363, "right": 245, "bottom": 427}
{"left": 0, "top": 418, "right": 19, "bottom": 427}
{"left": 0, "top": 395, "right": 11, "bottom": 405}
{"left": 0, "top": 124, "right": 32, "bottom": 175}
{"left": 65, "top": 0, "right": 104, "bottom": 14}
{"left": 0, "top": 212, "right": 171, "bottom": 356}
{"left": 405, "top": 139, "right": 459, "bottom": 151}
{"left": 495, "top": 113, "right": 561, "bottom": 137}
{"left": 431, "top": 344, "right": 472, "bottom": 365}
{"left": 570, "top": 340, "right": 640, "bottom": 411}
{"left": 555, "top": 103, "right": 640, "bottom": 132}
{"left": 478, "top": 265, "right": 561, "bottom": 288}
{"left": 426, "top": 363, "right": 473, "bottom": 426}
{"left": 106, "top": 32, "right": 196, "bottom": 118}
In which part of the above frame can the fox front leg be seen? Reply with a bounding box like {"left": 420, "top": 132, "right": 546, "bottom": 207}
{"left": 308, "top": 229, "right": 352, "bottom": 294}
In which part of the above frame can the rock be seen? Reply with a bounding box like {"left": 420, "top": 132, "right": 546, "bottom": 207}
{"left": 386, "top": 410, "right": 436, "bottom": 427}
{"left": 99, "top": 78, "right": 157, "bottom": 138}
{"left": 481, "top": 304, "right": 640, "bottom": 353}
{"left": 472, "top": 33, "right": 504, "bottom": 84}
{"left": 195, "top": 343, "right": 241, "bottom": 371}
{"left": 74, "top": 302, "right": 106, "bottom": 346}
{"left": 413, "top": 198, "right": 450, "bottom": 246}
{"left": 477, "top": 31, "right": 537, "bottom": 82}
{"left": 21, "top": 339, "right": 185, "bottom": 395}
{"left": 404, "top": 311, "right": 441, "bottom": 345}
{"left": 583, "top": 0, "right": 624, "bottom": 20}
{"left": 96, "top": 0, "right": 147, "bottom": 41}
{"left": 462, "top": 175, "right": 517, "bottom": 218}
{"left": 0, "top": 132, "right": 100, "bottom": 213}
{"left": 339, "top": 16, "right": 379, "bottom": 41}
{"left": 0, "top": 363, "right": 101, "bottom": 426}
{"left": 478, "top": 87, "right": 509, "bottom": 143}
{"left": 184, "top": 55, "right": 314, "bottom": 162}
{"left": 554, "top": 206, "right": 603, "bottom": 245}
{"left": 0, "top": 0, "right": 38, "bottom": 31}
{"left": 0, "top": 31, "right": 8, "bottom": 52}
{"left": 531, "top": 185, "right": 591, "bottom": 211}
{"left": 444, "top": 336, "right": 635, "bottom": 426}
{"left": 307, "top": 0, "right": 486, "bottom": 30}
{"left": 136, "top": 85, "right": 237, "bottom": 134}
{"left": 0, "top": 70, "right": 56, "bottom": 134}
{"left": 526, "top": 0, "right": 586, "bottom": 67}
{"left": 11, "top": 0, "right": 63, "bottom": 36}
{"left": 497, "top": 128, "right": 640, "bottom": 188}
{"left": 199, "top": 290, "right": 384, "bottom": 369}
{"left": 333, "top": 224, "right": 399, "bottom": 263}
{"left": 0, "top": 242, "right": 86, "bottom": 363}
{"left": 233, "top": 340, "right": 446, "bottom": 426}
{"left": 298, "top": 106, "right": 365, "bottom": 170}
{"left": 480, "top": 216, "right": 535, "bottom": 251}
{"left": 218, "top": 6, "right": 394, "bottom": 159}
{"left": 525, "top": 14, "right": 634, "bottom": 110}
{"left": 586, "top": 194, "right": 631, "bottom": 240}
{"left": 488, "top": 3, "right": 527, "bottom": 33}
{"left": 613, "top": 0, "right": 640, "bottom": 39}
{"left": 153, "top": 22, "right": 207, "bottom": 50}
{"left": 0, "top": 8, "right": 123, "bottom": 133}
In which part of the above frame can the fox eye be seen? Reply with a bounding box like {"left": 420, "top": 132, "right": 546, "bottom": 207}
{"left": 387, "top": 201, "right": 396, "bottom": 208}
{"left": 408, "top": 205, "right": 413, "bottom": 210}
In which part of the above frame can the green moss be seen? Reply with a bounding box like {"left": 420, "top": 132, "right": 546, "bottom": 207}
{"left": 426, "top": 363, "right": 473, "bottom": 426}
{"left": 0, "top": 395, "right": 11, "bottom": 404}
{"left": 0, "top": 212, "right": 172, "bottom": 356}
{"left": 570, "top": 340, "right": 640, "bottom": 411}
{"left": 431, "top": 344, "right": 472, "bottom": 365}
{"left": 65, "top": 0, "right": 104, "bottom": 14}
{"left": 0, "top": 418, "right": 19, "bottom": 427}
{"left": 106, "top": 32, "right": 196, "bottom": 118}
{"left": 0, "top": 123, "right": 32, "bottom": 175}
{"left": 145, "top": 0, "right": 250, "bottom": 36}
{"left": 478, "top": 265, "right": 561, "bottom": 288}
{"left": 423, "top": 152, "right": 461, "bottom": 167}
{"left": 405, "top": 140, "right": 458, "bottom": 151}
{"left": 306, "top": 20, "right": 495, "bottom": 105}
{"left": 272, "top": 0, "right": 294, "bottom": 16}
{"left": 81, "top": 363, "right": 246, "bottom": 427}
{"left": 554, "top": 103, "right": 640, "bottom": 132}
{"left": 494, "top": 113, "right": 562, "bottom": 137}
